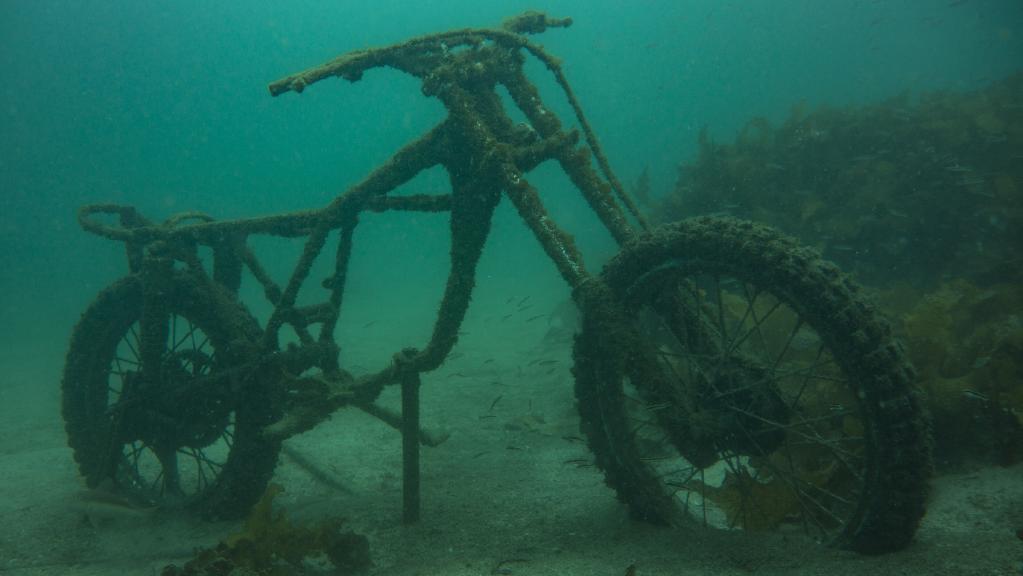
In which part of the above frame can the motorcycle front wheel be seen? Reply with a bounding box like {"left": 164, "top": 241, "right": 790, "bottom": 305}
{"left": 573, "top": 216, "right": 931, "bottom": 553}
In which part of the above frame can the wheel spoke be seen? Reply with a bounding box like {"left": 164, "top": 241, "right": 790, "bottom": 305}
{"left": 790, "top": 344, "right": 830, "bottom": 407}
{"left": 731, "top": 291, "right": 783, "bottom": 360}
{"left": 725, "top": 421, "right": 843, "bottom": 537}
{"left": 713, "top": 274, "right": 727, "bottom": 355}
{"left": 153, "top": 467, "right": 165, "bottom": 496}
{"left": 125, "top": 326, "right": 142, "bottom": 365}
{"left": 115, "top": 355, "right": 140, "bottom": 367}
{"left": 188, "top": 319, "right": 199, "bottom": 354}
{"left": 718, "top": 285, "right": 781, "bottom": 362}
{"left": 725, "top": 404, "right": 863, "bottom": 463}
{"left": 172, "top": 319, "right": 200, "bottom": 354}
{"left": 770, "top": 317, "right": 805, "bottom": 373}
{"left": 696, "top": 354, "right": 843, "bottom": 414}
{"left": 631, "top": 272, "right": 868, "bottom": 539}
{"left": 721, "top": 284, "right": 758, "bottom": 358}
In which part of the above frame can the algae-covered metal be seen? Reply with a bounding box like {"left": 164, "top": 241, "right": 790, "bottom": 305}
{"left": 62, "top": 12, "right": 931, "bottom": 554}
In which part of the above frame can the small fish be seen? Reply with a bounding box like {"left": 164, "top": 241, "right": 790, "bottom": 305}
{"left": 489, "top": 395, "right": 503, "bottom": 411}
{"left": 72, "top": 482, "right": 157, "bottom": 527}
{"left": 538, "top": 359, "right": 559, "bottom": 366}
{"left": 965, "top": 188, "right": 995, "bottom": 198}
{"left": 525, "top": 314, "right": 546, "bottom": 322}
{"left": 962, "top": 389, "right": 989, "bottom": 402}
{"left": 492, "top": 558, "right": 529, "bottom": 575}
{"left": 957, "top": 178, "right": 987, "bottom": 188}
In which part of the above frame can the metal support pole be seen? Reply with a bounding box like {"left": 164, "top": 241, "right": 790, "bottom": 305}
{"left": 400, "top": 366, "right": 422, "bottom": 524}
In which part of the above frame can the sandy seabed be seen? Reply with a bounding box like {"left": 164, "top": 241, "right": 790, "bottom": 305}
{"left": 1, "top": 300, "right": 1021, "bottom": 576}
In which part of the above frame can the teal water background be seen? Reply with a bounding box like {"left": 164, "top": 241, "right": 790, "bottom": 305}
{"left": 1, "top": 0, "right": 1021, "bottom": 413}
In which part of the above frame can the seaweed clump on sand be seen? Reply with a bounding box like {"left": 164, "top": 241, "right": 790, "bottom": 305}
{"left": 657, "top": 72, "right": 1023, "bottom": 469}
{"left": 161, "top": 484, "right": 371, "bottom": 575}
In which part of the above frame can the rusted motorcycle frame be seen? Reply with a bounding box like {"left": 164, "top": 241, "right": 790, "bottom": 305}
{"left": 62, "top": 13, "right": 931, "bottom": 553}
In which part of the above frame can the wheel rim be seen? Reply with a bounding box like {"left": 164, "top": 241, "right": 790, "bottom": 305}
{"left": 104, "top": 311, "right": 237, "bottom": 504}
{"left": 620, "top": 267, "right": 871, "bottom": 542}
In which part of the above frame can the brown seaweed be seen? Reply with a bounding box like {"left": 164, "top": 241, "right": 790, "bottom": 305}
{"left": 161, "top": 484, "right": 371, "bottom": 575}
{"left": 659, "top": 73, "right": 1023, "bottom": 289}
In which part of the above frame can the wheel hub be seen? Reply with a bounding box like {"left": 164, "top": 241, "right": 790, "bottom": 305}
{"left": 692, "top": 359, "right": 790, "bottom": 458}
{"left": 117, "top": 349, "right": 232, "bottom": 450}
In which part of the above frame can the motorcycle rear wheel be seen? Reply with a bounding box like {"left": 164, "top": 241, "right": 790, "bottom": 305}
{"left": 62, "top": 272, "right": 281, "bottom": 519}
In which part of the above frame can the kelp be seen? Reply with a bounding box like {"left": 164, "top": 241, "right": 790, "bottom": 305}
{"left": 659, "top": 72, "right": 1023, "bottom": 289}
{"left": 161, "top": 484, "right": 371, "bottom": 575}
{"left": 899, "top": 279, "right": 1023, "bottom": 468}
